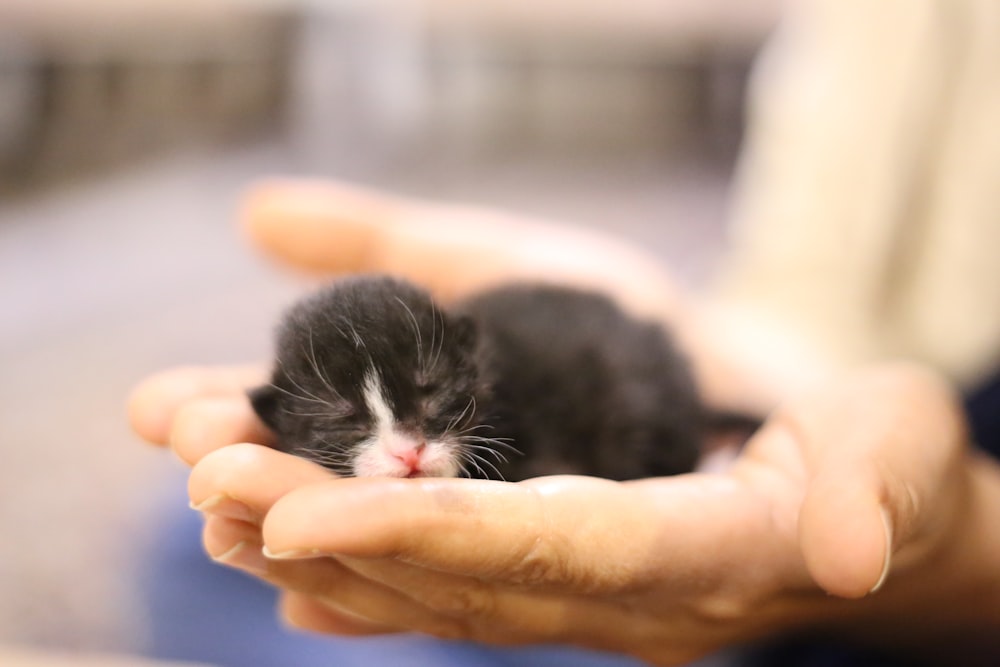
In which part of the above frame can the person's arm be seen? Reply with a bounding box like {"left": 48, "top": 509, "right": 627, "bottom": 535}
{"left": 718, "top": 0, "right": 1000, "bottom": 388}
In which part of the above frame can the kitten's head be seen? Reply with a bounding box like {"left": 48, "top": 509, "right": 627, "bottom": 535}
{"left": 249, "top": 276, "right": 488, "bottom": 478}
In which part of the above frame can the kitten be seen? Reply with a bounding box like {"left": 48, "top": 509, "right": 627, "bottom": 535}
{"left": 249, "top": 275, "right": 746, "bottom": 481}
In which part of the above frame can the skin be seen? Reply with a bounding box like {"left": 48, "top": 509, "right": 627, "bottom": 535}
{"left": 129, "top": 179, "right": 1000, "bottom": 666}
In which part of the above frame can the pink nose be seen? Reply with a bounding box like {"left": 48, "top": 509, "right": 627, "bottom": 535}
{"left": 394, "top": 442, "right": 426, "bottom": 470}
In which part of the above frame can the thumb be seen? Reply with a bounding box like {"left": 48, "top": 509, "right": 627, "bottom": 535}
{"left": 798, "top": 461, "right": 892, "bottom": 598}
{"left": 789, "top": 364, "right": 966, "bottom": 598}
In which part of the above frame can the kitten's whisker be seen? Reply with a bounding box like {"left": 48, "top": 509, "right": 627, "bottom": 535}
{"left": 297, "top": 448, "right": 350, "bottom": 461}
{"left": 274, "top": 357, "right": 341, "bottom": 409}
{"left": 453, "top": 424, "right": 495, "bottom": 435}
{"left": 327, "top": 318, "right": 355, "bottom": 347}
{"left": 279, "top": 407, "right": 340, "bottom": 418}
{"left": 305, "top": 328, "right": 346, "bottom": 402}
{"left": 462, "top": 443, "right": 509, "bottom": 464}
{"left": 443, "top": 413, "right": 462, "bottom": 438}
{"left": 298, "top": 450, "right": 350, "bottom": 463}
{"left": 458, "top": 435, "right": 522, "bottom": 456}
{"left": 466, "top": 450, "right": 505, "bottom": 481}
{"left": 459, "top": 434, "right": 516, "bottom": 444}
{"left": 426, "top": 297, "right": 439, "bottom": 375}
{"left": 338, "top": 316, "right": 366, "bottom": 351}
{"left": 267, "top": 380, "right": 337, "bottom": 409}
{"left": 328, "top": 315, "right": 376, "bottom": 371}
{"left": 292, "top": 446, "right": 354, "bottom": 474}
{"left": 394, "top": 296, "right": 426, "bottom": 377}
{"left": 293, "top": 445, "right": 351, "bottom": 462}
{"left": 445, "top": 395, "right": 477, "bottom": 436}
{"left": 428, "top": 300, "right": 445, "bottom": 375}
{"left": 458, "top": 451, "right": 491, "bottom": 480}
{"left": 459, "top": 395, "right": 478, "bottom": 431}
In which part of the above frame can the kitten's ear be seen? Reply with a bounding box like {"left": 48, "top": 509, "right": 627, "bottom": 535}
{"left": 248, "top": 385, "right": 280, "bottom": 430}
{"left": 452, "top": 315, "right": 478, "bottom": 351}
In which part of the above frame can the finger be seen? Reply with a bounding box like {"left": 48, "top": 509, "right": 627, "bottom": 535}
{"left": 260, "top": 474, "right": 786, "bottom": 595}
{"left": 188, "top": 443, "right": 333, "bottom": 521}
{"left": 797, "top": 459, "right": 890, "bottom": 599}
{"left": 270, "top": 557, "right": 483, "bottom": 640}
{"left": 199, "top": 512, "right": 465, "bottom": 640}
{"left": 192, "top": 452, "right": 455, "bottom": 635}
{"left": 326, "top": 553, "right": 629, "bottom": 647}
{"left": 198, "top": 509, "right": 455, "bottom": 636}
{"left": 128, "top": 364, "right": 266, "bottom": 445}
{"left": 261, "top": 476, "right": 617, "bottom": 588}
{"left": 273, "top": 532, "right": 754, "bottom": 655}
{"left": 240, "top": 179, "right": 680, "bottom": 319}
{"left": 171, "top": 396, "right": 273, "bottom": 465}
{"left": 201, "top": 514, "right": 271, "bottom": 577}
{"left": 259, "top": 473, "right": 813, "bottom": 653}
{"left": 278, "top": 592, "right": 401, "bottom": 637}
{"left": 764, "top": 363, "right": 967, "bottom": 598}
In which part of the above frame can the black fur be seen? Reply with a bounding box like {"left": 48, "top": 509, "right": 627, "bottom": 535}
{"left": 251, "top": 275, "right": 713, "bottom": 481}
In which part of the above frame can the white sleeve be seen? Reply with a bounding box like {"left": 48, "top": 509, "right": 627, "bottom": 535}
{"left": 716, "top": 0, "right": 1000, "bottom": 387}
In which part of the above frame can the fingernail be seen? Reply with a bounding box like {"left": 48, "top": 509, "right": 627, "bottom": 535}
{"left": 869, "top": 507, "right": 893, "bottom": 594}
{"left": 262, "top": 545, "right": 322, "bottom": 560}
{"left": 190, "top": 494, "right": 259, "bottom": 524}
{"left": 213, "top": 541, "right": 269, "bottom": 576}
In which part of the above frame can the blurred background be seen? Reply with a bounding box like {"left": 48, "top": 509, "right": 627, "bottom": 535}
{"left": 0, "top": 0, "right": 780, "bottom": 664}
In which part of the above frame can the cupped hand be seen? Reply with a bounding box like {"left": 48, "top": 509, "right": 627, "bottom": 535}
{"left": 128, "top": 179, "right": 999, "bottom": 664}
{"left": 133, "top": 356, "right": 988, "bottom": 665}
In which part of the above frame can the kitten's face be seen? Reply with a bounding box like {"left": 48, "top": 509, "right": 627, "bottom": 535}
{"left": 250, "top": 278, "right": 490, "bottom": 478}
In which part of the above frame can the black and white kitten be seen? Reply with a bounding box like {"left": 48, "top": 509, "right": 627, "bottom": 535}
{"left": 249, "top": 275, "right": 747, "bottom": 482}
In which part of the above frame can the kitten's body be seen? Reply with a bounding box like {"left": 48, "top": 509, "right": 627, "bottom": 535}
{"left": 250, "top": 276, "right": 716, "bottom": 481}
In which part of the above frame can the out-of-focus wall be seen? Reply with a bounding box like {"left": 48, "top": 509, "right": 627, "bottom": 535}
{"left": 0, "top": 1, "right": 296, "bottom": 190}
{"left": 292, "top": 0, "right": 779, "bottom": 171}
{"left": 0, "top": 0, "right": 781, "bottom": 191}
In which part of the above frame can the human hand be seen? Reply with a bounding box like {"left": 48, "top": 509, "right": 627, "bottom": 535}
{"left": 129, "top": 179, "right": 1000, "bottom": 663}
{"left": 136, "top": 361, "right": 999, "bottom": 666}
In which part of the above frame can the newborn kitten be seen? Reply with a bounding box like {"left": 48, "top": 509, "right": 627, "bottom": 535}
{"left": 250, "top": 275, "right": 730, "bottom": 481}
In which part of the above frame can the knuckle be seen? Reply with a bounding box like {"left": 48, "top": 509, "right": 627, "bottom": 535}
{"left": 421, "top": 583, "right": 498, "bottom": 619}
{"left": 509, "top": 533, "right": 577, "bottom": 587}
